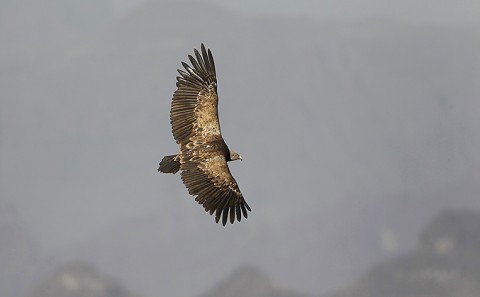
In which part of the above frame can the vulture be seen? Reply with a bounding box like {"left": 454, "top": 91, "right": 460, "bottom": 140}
{"left": 158, "top": 44, "right": 251, "bottom": 225}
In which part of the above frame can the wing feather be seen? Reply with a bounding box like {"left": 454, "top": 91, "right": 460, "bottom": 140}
{"left": 180, "top": 153, "right": 250, "bottom": 225}
{"left": 170, "top": 44, "right": 220, "bottom": 145}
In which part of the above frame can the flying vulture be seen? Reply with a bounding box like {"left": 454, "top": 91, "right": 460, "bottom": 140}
{"left": 158, "top": 44, "right": 251, "bottom": 225}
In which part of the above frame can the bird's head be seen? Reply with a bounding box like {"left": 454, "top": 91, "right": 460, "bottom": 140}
{"left": 229, "top": 150, "right": 242, "bottom": 161}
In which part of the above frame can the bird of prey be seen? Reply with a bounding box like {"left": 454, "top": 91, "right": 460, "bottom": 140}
{"left": 158, "top": 44, "right": 250, "bottom": 226}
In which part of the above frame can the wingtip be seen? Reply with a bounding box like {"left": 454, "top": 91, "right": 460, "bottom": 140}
{"left": 181, "top": 61, "right": 190, "bottom": 71}
{"left": 222, "top": 210, "right": 228, "bottom": 226}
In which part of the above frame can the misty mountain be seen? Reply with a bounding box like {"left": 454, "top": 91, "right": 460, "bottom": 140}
{"left": 27, "top": 262, "right": 142, "bottom": 297}
{"left": 197, "top": 266, "right": 308, "bottom": 297}
{"left": 0, "top": 205, "right": 48, "bottom": 297}
{"left": 2, "top": 0, "right": 480, "bottom": 297}
{"left": 329, "top": 210, "right": 480, "bottom": 297}
{"left": 419, "top": 210, "right": 480, "bottom": 253}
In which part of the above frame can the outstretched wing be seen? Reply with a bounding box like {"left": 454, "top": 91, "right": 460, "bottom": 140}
{"left": 180, "top": 151, "right": 251, "bottom": 226}
{"left": 170, "top": 44, "right": 221, "bottom": 146}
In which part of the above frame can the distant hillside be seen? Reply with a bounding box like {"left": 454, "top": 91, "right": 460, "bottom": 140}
{"left": 329, "top": 210, "right": 480, "bottom": 297}
{"left": 0, "top": 205, "right": 47, "bottom": 297}
{"left": 197, "top": 266, "right": 308, "bottom": 297}
{"left": 420, "top": 210, "right": 480, "bottom": 253}
{"left": 27, "top": 262, "right": 142, "bottom": 297}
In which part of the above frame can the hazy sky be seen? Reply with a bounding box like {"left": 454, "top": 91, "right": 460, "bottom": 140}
{"left": 115, "top": 0, "right": 480, "bottom": 24}
{"left": 2, "top": 1, "right": 480, "bottom": 296}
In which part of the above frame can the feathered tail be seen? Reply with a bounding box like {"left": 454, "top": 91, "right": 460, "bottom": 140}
{"left": 158, "top": 155, "right": 180, "bottom": 174}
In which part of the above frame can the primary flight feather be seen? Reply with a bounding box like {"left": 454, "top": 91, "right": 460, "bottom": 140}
{"left": 158, "top": 44, "right": 250, "bottom": 226}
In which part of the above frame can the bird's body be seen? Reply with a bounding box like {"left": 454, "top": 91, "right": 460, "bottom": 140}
{"left": 159, "top": 44, "right": 250, "bottom": 225}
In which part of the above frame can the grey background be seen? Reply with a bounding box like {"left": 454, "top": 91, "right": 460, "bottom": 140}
{"left": 1, "top": 0, "right": 479, "bottom": 296}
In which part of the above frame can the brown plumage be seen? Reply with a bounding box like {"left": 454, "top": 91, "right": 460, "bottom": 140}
{"left": 158, "top": 44, "right": 250, "bottom": 226}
